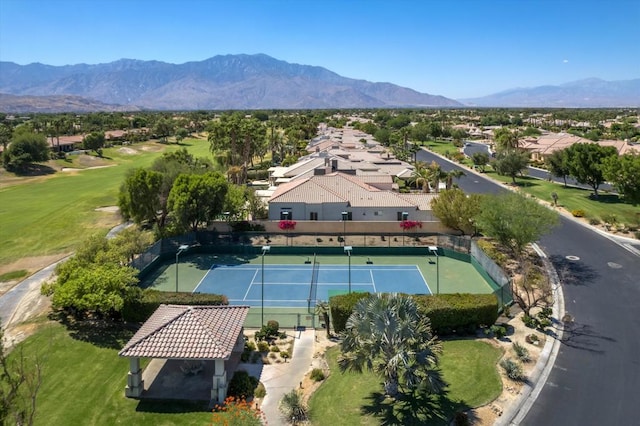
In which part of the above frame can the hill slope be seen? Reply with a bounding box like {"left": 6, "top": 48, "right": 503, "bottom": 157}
{"left": 0, "top": 54, "right": 461, "bottom": 111}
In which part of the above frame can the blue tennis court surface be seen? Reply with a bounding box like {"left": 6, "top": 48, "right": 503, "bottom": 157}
{"left": 193, "top": 264, "right": 431, "bottom": 308}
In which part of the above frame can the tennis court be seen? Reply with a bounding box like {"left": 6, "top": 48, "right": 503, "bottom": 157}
{"left": 193, "top": 262, "right": 431, "bottom": 308}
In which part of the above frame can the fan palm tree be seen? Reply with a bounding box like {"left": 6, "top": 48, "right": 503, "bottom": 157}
{"left": 338, "top": 293, "right": 444, "bottom": 398}
{"left": 427, "top": 161, "right": 447, "bottom": 193}
{"left": 444, "top": 169, "right": 466, "bottom": 190}
{"left": 410, "top": 161, "right": 431, "bottom": 192}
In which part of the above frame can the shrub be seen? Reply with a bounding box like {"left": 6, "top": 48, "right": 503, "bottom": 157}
{"left": 589, "top": 217, "right": 602, "bottom": 225}
{"left": 522, "top": 314, "right": 537, "bottom": 328}
{"left": 500, "top": 358, "right": 525, "bottom": 381}
{"left": 246, "top": 341, "right": 256, "bottom": 351}
{"left": 513, "top": 342, "right": 531, "bottom": 363}
{"left": 278, "top": 332, "right": 288, "bottom": 340}
{"left": 257, "top": 341, "right": 269, "bottom": 352}
{"left": 413, "top": 293, "right": 499, "bottom": 336}
{"left": 230, "top": 220, "right": 266, "bottom": 232}
{"left": 525, "top": 333, "right": 540, "bottom": 345}
{"left": 487, "top": 325, "right": 507, "bottom": 339}
{"left": 254, "top": 382, "right": 266, "bottom": 399}
{"left": 228, "top": 370, "right": 259, "bottom": 398}
{"left": 281, "top": 351, "right": 291, "bottom": 361}
{"left": 329, "top": 292, "right": 371, "bottom": 333}
{"left": 310, "top": 368, "right": 325, "bottom": 382}
{"left": 571, "top": 209, "right": 585, "bottom": 218}
{"left": 538, "top": 307, "right": 552, "bottom": 319}
{"left": 266, "top": 320, "right": 280, "bottom": 335}
{"left": 270, "top": 345, "right": 280, "bottom": 353}
{"left": 602, "top": 213, "right": 618, "bottom": 224}
{"left": 122, "top": 289, "right": 227, "bottom": 322}
{"left": 635, "top": 231, "right": 640, "bottom": 240}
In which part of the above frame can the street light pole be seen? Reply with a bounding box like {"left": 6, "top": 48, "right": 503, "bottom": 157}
{"left": 282, "top": 211, "right": 290, "bottom": 246}
{"left": 341, "top": 211, "right": 348, "bottom": 246}
{"left": 344, "top": 246, "right": 352, "bottom": 294}
{"left": 428, "top": 246, "right": 439, "bottom": 295}
{"left": 261, "top": 245, "right": 270, "bottom": 327}
{"left": 402, "top": 212, "right": 408, "bottom": 246}
{"left": 175, "top": 244, "right": 190, "bottom": 293}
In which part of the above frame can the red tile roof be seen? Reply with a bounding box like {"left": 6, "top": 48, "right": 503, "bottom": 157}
{"left": 119, "top": 305, "right": 249, "bottom": 360}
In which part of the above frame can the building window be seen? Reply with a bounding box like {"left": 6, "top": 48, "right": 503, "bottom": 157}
{"left": 280, "top": 211, "right": 292, "bottom": 220}
{"left": 310, "top": 212, "right": 318, "bottom": 221}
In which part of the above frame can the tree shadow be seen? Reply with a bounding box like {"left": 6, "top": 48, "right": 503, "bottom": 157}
{"left": 559, "top": 320, "right": 616, "bottom": 355}
{"left": 52, "top": 313, "right": 136, "bottom": 349}
{"left": 11, "top": 164, "right": 57, "bottom": 176}
{"left": 548, "top": 255, "right": 599, "bottom": 287}
{"left": 361, "top": 388, "right": 466, "bottom": 425}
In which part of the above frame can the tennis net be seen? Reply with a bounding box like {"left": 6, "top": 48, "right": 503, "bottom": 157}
{"left": 308, "top": 253, "right": 319, "bottom": 310}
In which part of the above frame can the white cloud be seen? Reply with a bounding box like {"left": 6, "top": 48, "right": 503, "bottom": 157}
{"left": 563, "top": 59, "right": 569, "bottom": 63}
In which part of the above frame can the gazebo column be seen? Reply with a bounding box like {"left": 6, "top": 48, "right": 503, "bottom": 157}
{"left": 211, "top": 359, "right": 227, "bottom": 403}
{"left": 125, "top": 357, "right": 144, "bottom": 397}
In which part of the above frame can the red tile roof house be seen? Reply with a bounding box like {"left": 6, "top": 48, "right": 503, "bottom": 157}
{"left": 118, "top": 304, "right": 249, "bottom": 404}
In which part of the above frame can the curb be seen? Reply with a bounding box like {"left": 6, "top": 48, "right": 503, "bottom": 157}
{"left": 494, "top": 244, "right": 565, "bottom": 426}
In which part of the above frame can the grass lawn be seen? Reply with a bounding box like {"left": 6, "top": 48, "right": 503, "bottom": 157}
{"left": 309, "top": 340, "right": 503, "bottom": 425}
{"left": 10, "top": 319, "right": 220, "bottom": 426}
{"left": 0, "top": 138, "right": 213, "bottom": 267}
{"left": 485, "top": 170, "right": 640, "bottom": 226}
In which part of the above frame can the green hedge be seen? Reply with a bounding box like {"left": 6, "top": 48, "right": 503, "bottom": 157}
{"left": 122, "top": 289, "right": 228, "bottom": 322}
{"left": 413, "top": 293, "right": 498, "bottom": 336}
{"left": 329, "top": 292, "right": 371, "bottom": 333}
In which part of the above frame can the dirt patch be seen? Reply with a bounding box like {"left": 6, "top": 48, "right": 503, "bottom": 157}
{"left": 0, "top": 254, "right": 69, "bottom": 288}
{"left": 95, "top": 206, "right": 120, "bottom": 213}
{"left": 118, "top": 147, "right": 138, "bottom": 155}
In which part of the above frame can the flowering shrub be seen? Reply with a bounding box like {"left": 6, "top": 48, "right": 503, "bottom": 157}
{"left": 400, "top": 220, "right": 422, "bottom": 230}
{"left": 211, "top": 396, "right": 264, "bottom": 426}
{"left": 279, "top": 220, "right": 297, "bottom": 230}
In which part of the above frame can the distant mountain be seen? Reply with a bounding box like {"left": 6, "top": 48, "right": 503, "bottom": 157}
{"left": 0, "top": 54, "right": 461, "bottom": 111}
{"left": 0, "top": 93, "right": 137, "bottom": 113}
{"left": 461, "top": 78, "right": 640, "bottom": 107}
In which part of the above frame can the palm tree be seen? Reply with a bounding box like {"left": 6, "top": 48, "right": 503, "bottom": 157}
{"left": 427, "top": 161, "right": 447, "bottom": 193}
{"left": 410, "top": 161, "right": 431, "bottom": 192}
{"left": 278, "top": 389, "right": 308, "bottom": 425}
{"left": 338, "top": 293, "right": 444, "bottom": 398}
{"left": 444, "top": 169, "right": 466, "bottom": 190}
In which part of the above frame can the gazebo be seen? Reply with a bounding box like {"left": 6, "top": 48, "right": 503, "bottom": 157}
{"left": 118, "top": 304, "right": 250, "bottom": 403}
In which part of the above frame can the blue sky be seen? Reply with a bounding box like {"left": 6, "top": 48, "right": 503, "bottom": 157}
{"left": 1, "top": 0, "right": 638, "bottom": 99}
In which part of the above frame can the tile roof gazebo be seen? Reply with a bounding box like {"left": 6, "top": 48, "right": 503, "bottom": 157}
{"left": 118, "top": 304, "right": 250, "bottom": 403}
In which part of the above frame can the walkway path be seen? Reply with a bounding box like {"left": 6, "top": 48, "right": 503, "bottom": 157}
{"left": 259, "top": 328, "right": 315, "bottom": 426}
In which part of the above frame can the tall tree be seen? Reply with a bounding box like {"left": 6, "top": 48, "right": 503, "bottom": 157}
{"left": 153, "top": 118, "right": 175, "bottom": 143}
{"left": 444, "top": 169, "right": 465, "bottom": 190}
{"left": 167, "top": 172, "right": 228, "bottom": 232}
{"left": 476, "top": 192, "right": 559, "bottom": 258}
{"left": 83, "top": 131, "right": 105, "bottom": 156}
{"left": 118, "top": 168, "right": 163, "bottom": 227}
{"left": 545, "top": 149, "right": 571, "bottom": 187}
{"left": 338, "top": 293, "right": 444, "bottom": 399}
{"left": 0, "top": 123, "right": 13, "bottom": 152}
{"left": 471, "top": 151, "right": 490, "bottom": 172}
{"left": 602, "top": 153, "right": 640, "bottom": 205}
{"left": 3, "top": 131, "right": 49, "bottom": 171}
{"left": 431, "top": 189, "right": 482, "bottom": 236}
{"left": 492, "top": 150, "right": 529, "bottom": 184}
{"left": 565, "top": 143, "right": 617, "bottom": 197}
{"left": 493, "top": 127, "right": 520, "bottom": 152}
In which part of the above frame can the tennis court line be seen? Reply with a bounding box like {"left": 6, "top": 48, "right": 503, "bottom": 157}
{"left": 416, "top": 264, "right": 433, "bottom": 295}
{"left": 192, "top": 265, "right": 217, "bottom": 293}
{"left": 242, "top": 269, "right": 259, "bottom": 301}
{"left": 370, "top": 270, "right": 377, "bottom": 293}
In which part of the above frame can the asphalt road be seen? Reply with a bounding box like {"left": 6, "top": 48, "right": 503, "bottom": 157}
{"left": 462, "top": 141, "right": 613, "bottom": 192}
{"left": 416, "top": 148, "right": 640, "bottom": 424}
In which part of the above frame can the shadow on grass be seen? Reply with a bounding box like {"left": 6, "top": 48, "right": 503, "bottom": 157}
{"left": 11, "top": 164, "right": 57, "bottom": 176}
{"left": 53, "top": 313, "right": 136, "bottom": 349}
{"left": 135, "top": 399, "right": 210, "bottom": 414}
{"left": 361, "top": 388, "right": 467, "bottom": 426}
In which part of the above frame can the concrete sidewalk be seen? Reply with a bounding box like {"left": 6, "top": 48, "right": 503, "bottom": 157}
{"left": 259, "top": 328, "right": 316, "bottom": 426}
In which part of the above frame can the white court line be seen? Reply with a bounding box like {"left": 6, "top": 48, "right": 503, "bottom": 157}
{"left": 242, "top": 269, "right": 260, "bottom": 300}
{"left": 370, "top": 270, "right": 377, "bottom": 293}
{"left": 415, "top": 264, "right": 433, "bottom": 295}
{"left": 192, "top": 264, "right": 218, "bottom": 293}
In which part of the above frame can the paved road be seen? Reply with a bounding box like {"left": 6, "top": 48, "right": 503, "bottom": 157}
{"left": 416, "top": 148, "right": 640, "bottom": 424}
{"left": 462, "top": 141, "right": 614, "bottom": 192}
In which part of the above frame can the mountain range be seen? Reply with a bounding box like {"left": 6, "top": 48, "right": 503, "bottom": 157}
{"left": 461, "top": 78, "right": 640, "bottom": 108}
{"left": 0, "top": 54, "right": 637, "bottom": 112}
{"left": 0, "top": 54, "right": 461, "bottom": 112}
